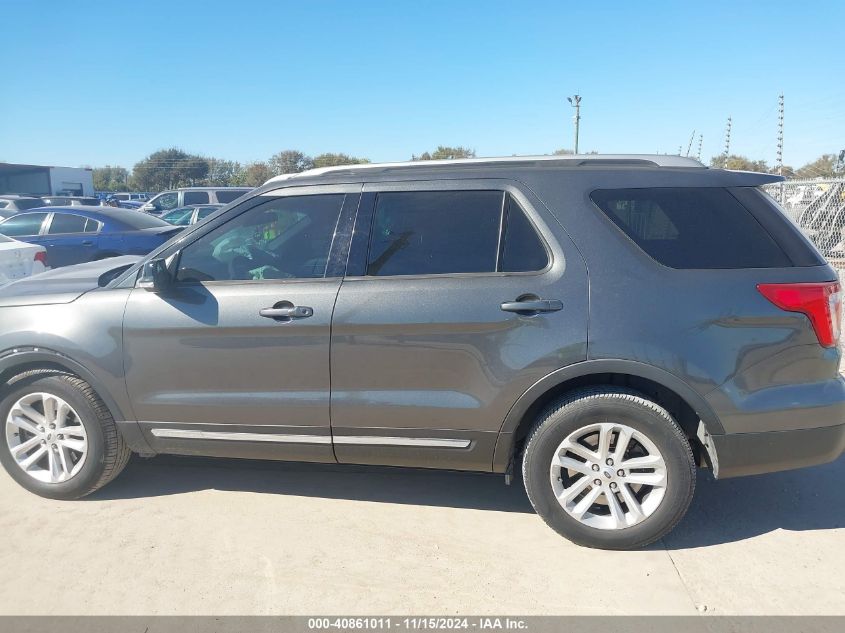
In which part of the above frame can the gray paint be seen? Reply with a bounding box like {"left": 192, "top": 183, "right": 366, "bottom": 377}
{"left": 1, "top": 159, "right": 843, "bottom": 480}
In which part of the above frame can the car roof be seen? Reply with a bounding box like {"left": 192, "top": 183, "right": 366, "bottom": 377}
{"left": 19, "top": 205, "right": 144, "bottom": 221}
{"left": 171, "top": 186, "right": 252, "bottom": 192}
{"left": 265, "top": 154, "right": 707, "bottom": 185}
{"left": 261, "top": 153, "right": 783, "bottom": 189}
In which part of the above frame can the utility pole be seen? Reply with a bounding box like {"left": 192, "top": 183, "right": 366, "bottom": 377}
{"left": 685, "top": 130, "right": 696, "bottom": 157}
{"left": 777, "top": 93, "right": 785, "bottom": 202}
{"left": 723, "top": 116, "right": 732, "bottom": 167}
{"left": 567, "top": 95, "right": 581, "bottom": 154}
{"left": 697, "top": 134, "right": 703, "bottom": 161}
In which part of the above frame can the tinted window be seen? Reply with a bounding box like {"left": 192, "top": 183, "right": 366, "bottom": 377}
{"left": 84, "top": 218, "right": 100, "bottom": 233}
{"left": 215, "top": 190, "right": 248, "bottom": 204}
{"left": 196, "top": 206, "right": 218, "bottom": 220}
{"left": 48, "top": 213, "right": 88, "bottom": 234}
{"left": 367, "top": 191, "right": 502, "bottom": 276}
{"left": 500, "top": 195, "right": 549, "bottom": 272}
{"left": 0, "top": 202, "right": 7, "bottom": 209}
{"left": 183, "top": 191, "right": 210, "bottom": 205}
{"left": 15, "top": 199, "right": 46, "bottom": 211}
{"left": 111, "top": 211, "right": 170, "bottom": 230}
{"left": 177, "top": 194, "right": 345, "bottom": 282}
{"left": 590, "top": 187, "right": 791, "bottom": 269}
{"left": 0, "top": 212, "right": 48, "bottom": 236}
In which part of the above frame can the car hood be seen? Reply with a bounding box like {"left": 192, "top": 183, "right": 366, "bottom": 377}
{"left": 0, "top": 255, "right": 143, "bottom": 307}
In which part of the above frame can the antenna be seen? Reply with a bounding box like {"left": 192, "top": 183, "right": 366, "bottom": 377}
{"left": 722, "top": 116, "right": 732, "bottom": 167}
{"left": 697, "top": 134, "right": 703, "bottom": 161}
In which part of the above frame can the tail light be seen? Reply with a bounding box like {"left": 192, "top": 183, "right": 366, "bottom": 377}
{"left": 757, "top": 281, "right": 842, "bottom": 347}
{"left": 34, "top": 251, "right": 48, "bottom": 267}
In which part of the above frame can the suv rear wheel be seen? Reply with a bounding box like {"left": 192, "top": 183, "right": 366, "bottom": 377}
{"left": 522, "top": 388, "right": 695, "bottom": 549}
{"left": 0, "top": 371, "right": 130, "bottom": 499}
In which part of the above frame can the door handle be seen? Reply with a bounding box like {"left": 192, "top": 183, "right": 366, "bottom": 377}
{"left": 259, "top": 305, "right": 314, "bottom": 319}
{"left": 500, "top": 299, "right": 563, "bottom": 314}
{"left": 81, "top": 240, "right": 94, "bottom": 246}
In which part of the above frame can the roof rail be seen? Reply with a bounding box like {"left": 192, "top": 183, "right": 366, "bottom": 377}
{"left": 265, "top": 154, "right": 706, "bottom": 184}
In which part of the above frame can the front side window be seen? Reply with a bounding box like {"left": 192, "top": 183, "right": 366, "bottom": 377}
{"left": 176, "top": 194, "right": 345, "bottom": 282}
{"left": 0, "top": 212, "right": 49, "bottom": 236}
{"left": 366, "top": 190, "right": 548, "bottom": 276}
{"left": 48, "top": 213, "right": 88, "bottom": 234}
{"left": 152, "top": 192, "right": 178, "bottom": 211}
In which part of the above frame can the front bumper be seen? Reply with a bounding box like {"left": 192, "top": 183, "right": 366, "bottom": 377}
{"left": 710, "top": 423, "right": 845, "bottom": 479}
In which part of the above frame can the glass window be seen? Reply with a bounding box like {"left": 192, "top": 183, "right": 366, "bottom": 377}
{"left": 48, "top": 213, "right": 88, "bottom": 234}
{"left": 176, "top": 194, "right": 345, "bottom": 282}
{"left": 84, "top": 218, "right": 101, "bottom": 233}
{"left": 14, "top": 199, "right": 46, "bottom": 211}
{"left": 367, "top": 191, "right": 502, "bottom": 276}
{"left": 500, "top": 195, "right": 549, "bottom": 272}
{"left": 152, "top": 191, "right": 179, "bottom": 211}
{"left": 183, "top": 191, "right": 210, "bottom": 205}
{"left": 590, "top": 187, "right": 791, "bottom": 269}
{"left": 196, "top": 206, "right": 218, "bottom": 220}
{"left": 215, "top": 190, "right": 248, "bottom": 204}
{"left": 0, "top": 212, "right": 49, "bottom": 236}
{"left": 0, "top": 202, "right": 7, "bottom": 209}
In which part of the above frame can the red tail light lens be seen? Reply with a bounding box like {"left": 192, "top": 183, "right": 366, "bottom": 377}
{"left": 757, "top": 281, "right": 842, "bottom": 347}
{"left": 34, "top": 251, "right": 48, "bottom": 266}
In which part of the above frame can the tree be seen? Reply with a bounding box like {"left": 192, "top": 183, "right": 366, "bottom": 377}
{"left": 205, "top": 159, "right": 242, "bottom": 186}
{"left": 311, "top": 153, "right": 370, "bottom": 168}
{"left": 553, "top": 149, "right": 574, "bottom": 155}
{"left": 794, "top": 154, "right": 844, "bottom": 179}
{"left": 411, "top": 146, "right": 476, "bottom": 161}
{"left": 132, "top": 148, "right": 210, "bottom": 191}
{"left": 92, "top": 165, "right": 129, "bottom": 191}
{"left": 268, "top": 150, "right": 313, "bottom": 175}
{"left": 232, "top": 161, "right": 274, "bottom": 187}
{"left": 709, "top": 154, "right": 769, "bottom": 172}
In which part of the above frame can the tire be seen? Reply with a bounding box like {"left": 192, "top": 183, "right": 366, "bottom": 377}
{"left": 0, "top": 370, "right": 130, "bottom": 499}
{"left": 522, "top": 387, "right": 695, "bottom": 550}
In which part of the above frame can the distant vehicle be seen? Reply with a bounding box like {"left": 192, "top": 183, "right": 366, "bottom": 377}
{"left": 0, "top": 233, "right": 47, "bottom": 283}
{"left": 116, "top": 200, "right": 145, "bottom": 210}
{"left": 161, "top": 204, "right": 223, "bottom": 226}
{"left": 0, "top": 195, "right": 47, "bottom": 218}
{"left": 39, "top": 196, "right": 102, "bottom": 207}
{"left": 0, "top": 206, "right": 181, "bottom": 267}
{"left": 139, "top": 187, "right": 251, "bottom": 215}
{"left": 109, "top": 192, "right": 150, "bottom": 202}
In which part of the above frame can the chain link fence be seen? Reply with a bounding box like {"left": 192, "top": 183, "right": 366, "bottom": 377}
{"left": 763, "top": 178, "right": 845, "bottom": 274}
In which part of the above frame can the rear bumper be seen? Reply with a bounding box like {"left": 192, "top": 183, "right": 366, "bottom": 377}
{"left": 711, "top": 423, "right": 845, "bottom": 478}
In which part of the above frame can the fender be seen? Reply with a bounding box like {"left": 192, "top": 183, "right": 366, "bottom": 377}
{"left": 492, "top": 358, "right": 725, "bottom": 472}
{"left": 0, "top": 347, "right": 153, "bottom": 454}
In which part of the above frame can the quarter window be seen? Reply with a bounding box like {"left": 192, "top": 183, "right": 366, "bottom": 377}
{"left": 500, "top": 195, "right": 549, "bottom": 272}
{"left": 590, "top": 187, "right": 791, "bottom": 269}
{"left": 176, "top": 194, "right": 345, "bottom": 282}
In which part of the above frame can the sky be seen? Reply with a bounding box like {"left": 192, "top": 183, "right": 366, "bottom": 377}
{"left": 1, "top": 0, "right": 843, "bottom": 170}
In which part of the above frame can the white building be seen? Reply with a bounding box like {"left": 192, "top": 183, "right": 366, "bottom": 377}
{"left": 0, "top": 163, "right": 95, "bottom": 196}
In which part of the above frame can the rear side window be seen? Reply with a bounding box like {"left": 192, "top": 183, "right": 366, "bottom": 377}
{"left": 366, "top": 190, "right": 548, "bottom": 276}
{"left": 215, "top": 190, "right": 248, "bottom": 204}
{"left": 590, "top": 187, "right": 791, "bottom": 269}
{"left": 48, "top": 213, "right": 88, "bottom": 234}
{"left": 183, "top": 191, "right": 210, "bottom": 205}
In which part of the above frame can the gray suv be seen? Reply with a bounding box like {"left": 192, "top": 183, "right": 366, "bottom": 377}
{"left": 1, "top": 155, "right": 843, "bottom": 549}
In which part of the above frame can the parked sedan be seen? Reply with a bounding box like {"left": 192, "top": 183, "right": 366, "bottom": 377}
{"left": 0, "top": 206, "right": 181, "bottom": 267}
{"left": 161, "top": 204, "right": 223, "bottom": 226}
{"left": 39, "top": 196, "right": 103, "bottom": 207}
{"left": 0, "top": 195, "right": 46, "bottom": 218}
{"left": 0, "top": 233, "right": 47, "bottom": 283}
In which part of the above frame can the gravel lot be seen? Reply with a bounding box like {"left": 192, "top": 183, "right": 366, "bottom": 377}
{"left": 0, "top": 453, "right": 842, "bottom": 615}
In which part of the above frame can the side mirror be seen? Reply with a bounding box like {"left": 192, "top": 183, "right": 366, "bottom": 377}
{"left": 137, "top": 258, "right": 172, "bottom": 292}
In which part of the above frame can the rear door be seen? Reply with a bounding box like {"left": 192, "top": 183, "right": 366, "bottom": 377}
{"left": 330, "top": 180, "right": 589, "bottom": 471}
{"left": 41, "top": 212, "right": 100, "bottom": 266}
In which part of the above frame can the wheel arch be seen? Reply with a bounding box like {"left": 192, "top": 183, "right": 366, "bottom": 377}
{"left": 492, "top": 359, "right": 724, "bottom": 472}
{"left": 0, "top": 348, "right": 127, "bottom": 423}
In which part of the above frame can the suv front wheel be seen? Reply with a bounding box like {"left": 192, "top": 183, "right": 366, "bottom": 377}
{"left": 522, "top": 388, "right": 696, "bottom": 549}
{"left": 0, "top": 371, "right": 130, "bottom": 499}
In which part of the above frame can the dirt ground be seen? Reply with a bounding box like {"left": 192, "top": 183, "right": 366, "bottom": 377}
{"left": 0, "top": 453, "right": 842, "bottom": 615}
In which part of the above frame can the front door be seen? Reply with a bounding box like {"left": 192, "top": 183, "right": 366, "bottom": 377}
{"left": 330, "top": 181, "right": 589, "bottom": 471}
{"left": 123, "top": 185, "right": 360, "bottom": 462}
